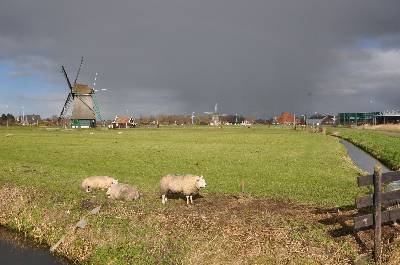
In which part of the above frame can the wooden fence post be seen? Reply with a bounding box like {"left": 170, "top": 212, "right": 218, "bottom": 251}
{"left": 373, "top": 164, "right": 382, "bottom": 264}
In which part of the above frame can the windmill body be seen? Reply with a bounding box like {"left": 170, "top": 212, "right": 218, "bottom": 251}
{"left": 70, "top": 84, "right": 97, "bottom": 128}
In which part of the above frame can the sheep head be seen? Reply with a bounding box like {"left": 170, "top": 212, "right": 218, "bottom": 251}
{"left": 195, "top": 175, "right": 207, "bottom": 189}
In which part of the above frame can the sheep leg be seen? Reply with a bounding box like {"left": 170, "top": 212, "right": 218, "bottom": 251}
{"left": 186, "top": 196, "right": 189, "bottom": 205}
{"left": 162, "top": 194, "right": 166, "bottom": 204}
{"left": 190, "top": 195, "right": 193, "bottom": 204}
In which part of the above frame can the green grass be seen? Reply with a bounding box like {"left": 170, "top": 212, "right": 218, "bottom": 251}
{"left": 0, "top": 126, "right": 360, "bottom": 206}
{"left": 329, "top": 127, "right": 400, "bottom": 170}
{"left": 0, "top": 126, "right": 367, "bottom": 264}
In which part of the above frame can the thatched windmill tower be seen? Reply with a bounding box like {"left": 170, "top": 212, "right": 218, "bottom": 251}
{"left": 59, "top": 57, "right": 102, "bottom": 128}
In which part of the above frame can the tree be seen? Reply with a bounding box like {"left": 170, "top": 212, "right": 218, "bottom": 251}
{"left": 0, "top": 113, "right": 15, "bottom": 125}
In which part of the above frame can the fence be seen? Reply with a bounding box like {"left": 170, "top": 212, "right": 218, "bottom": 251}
{"left": 354, "top": 165, "right": 400, "bottom": 263}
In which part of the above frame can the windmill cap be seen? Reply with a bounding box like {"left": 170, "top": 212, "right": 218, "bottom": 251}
{"left": 73, "top": 84, "right": 93, "bottom": 94}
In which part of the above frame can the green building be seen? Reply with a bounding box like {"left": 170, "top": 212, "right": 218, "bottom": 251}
{"left": 337, "top": 112, "right": 379, "bottom": 125}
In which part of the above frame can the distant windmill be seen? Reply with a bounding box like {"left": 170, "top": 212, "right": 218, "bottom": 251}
{"left": 59, "top": 57, "right": 103, "bottom": 128}
{"left": 204, "top": 103, "right": 226, "bottom": 126}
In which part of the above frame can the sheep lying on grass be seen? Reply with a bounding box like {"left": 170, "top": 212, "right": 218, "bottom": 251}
{"left": 160, "top": 174, "right": 207, "bottom": 204}
{"left": 106, "top": 183, "right": 140, "bottom": 201}
{"left": 81, "top": 176, "right": 118, "bottom": 192}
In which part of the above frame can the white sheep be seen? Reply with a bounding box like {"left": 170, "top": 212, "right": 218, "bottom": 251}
{"left": 81, "top": 176, "right": 118, "bottom": 192}
{"left": 160, "top": 174, "right": 207, "bottom": 204}
{"left": 106, "top": 183, "right": 140, "bottom": 201}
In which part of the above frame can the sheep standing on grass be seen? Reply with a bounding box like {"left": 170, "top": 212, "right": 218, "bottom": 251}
{"left": 160, "top": 174, "right": 207, "bottom": 204}
{"left": 106, "top": 183, "right": 140, "bottom": 201}
{"left": 81, "top": 176, "right": 118, "bottom": 192}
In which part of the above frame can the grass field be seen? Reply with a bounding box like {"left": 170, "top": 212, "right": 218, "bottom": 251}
{"left": 0, "top": 126, "right": 361, "bottom": 206}
{"left": 329, "top": 127, "right": 400, "bottom": 170}
{"left": 0, "top": 126, "right": 391, "bottom": 264}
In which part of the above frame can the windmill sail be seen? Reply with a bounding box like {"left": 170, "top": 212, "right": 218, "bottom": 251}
{"left": 59, "top": 65, "right": 74, "bottom": 120}
{"left": 73, "top": 56, "right": 84, "bottom": 85}
{"left": 61, "top": 66, "right": 73, "bottom": 92}
{"left": 59, "top": 93, "right": 73, "bottom": 120}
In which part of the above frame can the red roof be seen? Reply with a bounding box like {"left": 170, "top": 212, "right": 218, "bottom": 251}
{"left": 113, "top": 116, "right": 132, "bottom": 124}
{"left": 277, "top": 112, "right": 295, "bottom": 124}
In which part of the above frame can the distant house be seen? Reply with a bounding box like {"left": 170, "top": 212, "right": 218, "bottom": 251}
{"left": 240, "top": 120, "right": 253, "bottom": 126}
{"left": 277, "top": 112, "right": 295, "bottom": 125}
{"left": 306, "top": 114, "right": 335, "bottom": 126}
{"left": 209, "top": 115, "right": 221, "bottom": 126}
{"left": 111, "top": 115, "right": 136, "bottom": 128}
{"left": 18, "top": 114, "right": 41, "bottom": 125}
{"left": 321, "top": 115, "right": 335, "bottom": 125}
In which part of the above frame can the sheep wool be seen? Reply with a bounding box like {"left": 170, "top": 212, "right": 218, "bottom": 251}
{"left": 107, "top": 183, "right": 140, "bottom": 201}
{"left": 160, "top": 174, "right": 207, "bottom": 204}
{"left": 81, "top": 176, "right": 118, "bottom": 192}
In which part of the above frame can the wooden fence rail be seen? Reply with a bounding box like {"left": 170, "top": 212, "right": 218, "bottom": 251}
{"left": 354, "top": 165, "right": 400, "bottom": 264}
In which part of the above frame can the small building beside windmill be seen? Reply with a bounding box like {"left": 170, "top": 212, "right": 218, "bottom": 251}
{"left": 209, "top": 115, "right": 221, "bottom": 126}
{"left": 70, "top": 84, "right": 98, "bottom": 128}
{"left": 111, "top": 115, "right": 136, "bottom": 129}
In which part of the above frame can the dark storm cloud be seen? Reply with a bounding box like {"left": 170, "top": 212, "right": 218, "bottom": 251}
{"left": 1, "top": 0, "right": 400, "bottom": 117}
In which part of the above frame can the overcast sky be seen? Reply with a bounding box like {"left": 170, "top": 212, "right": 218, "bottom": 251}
{"left": 1, "top": 0, "right": 400, "bottom": 118}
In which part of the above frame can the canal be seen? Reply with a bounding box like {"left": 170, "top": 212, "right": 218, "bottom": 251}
{"left": 0, "top": 226, "right": 69, "bottom": 265}
{"left": 340, "top": 139, "right": 390, "bottom": 174}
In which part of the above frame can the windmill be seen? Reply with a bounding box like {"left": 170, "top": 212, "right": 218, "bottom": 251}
{"left": 59, "top": 57, "right": 103, "bottom": 128}
{"left": 204, "top": 103, "right": 226, "bottom": 126}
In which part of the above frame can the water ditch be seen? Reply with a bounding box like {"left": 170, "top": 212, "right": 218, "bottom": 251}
{"left": 339, "top": 138, "right": 390, "bottom": 174}
{"left": 0, "top": 226, "right": 70, "bottom": 265}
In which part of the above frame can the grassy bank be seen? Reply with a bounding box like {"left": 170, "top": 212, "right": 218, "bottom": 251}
{"left": 0, "top": 126, "right": 372, "bottom": 264}
{"left": 329, "top": 127, "right": 400, "bottom": 170}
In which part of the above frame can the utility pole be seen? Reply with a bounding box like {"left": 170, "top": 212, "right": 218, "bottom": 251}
{"left": 294, "top": 113, "right": 296, "bottom": 129}
{"left": 21, "top": 106, "right": 25, "bottom": 125}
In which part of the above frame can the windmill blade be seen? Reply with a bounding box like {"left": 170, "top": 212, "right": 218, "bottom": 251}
{"left": 59, "top": 93, "right": 73, "bottom": 120}
{"left": 73, "top": 56, "right": 84, "bottom": 85}
{"left": 61, "top": 66, "right": 73, "bottom": 93}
